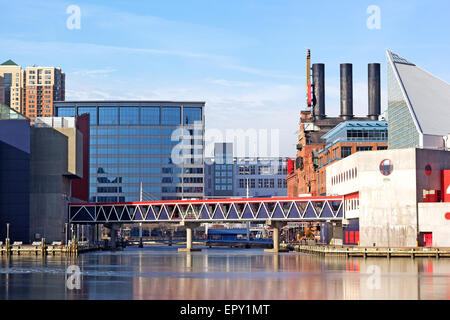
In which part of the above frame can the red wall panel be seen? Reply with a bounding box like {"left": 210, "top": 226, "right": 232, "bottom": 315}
{"left": 442, "top": 170, "right": 450, "bottom": 203}
{"left": 71, "top": 114, "right": 90, "bottom": 202}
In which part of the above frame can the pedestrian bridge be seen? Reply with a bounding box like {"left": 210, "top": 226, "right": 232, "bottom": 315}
{"left": 68, "top": 196, "right": 344, "bottom": 224}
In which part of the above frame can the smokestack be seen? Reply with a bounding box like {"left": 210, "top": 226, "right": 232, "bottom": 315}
{"left": 312, "top": 63, "right": 325, "bottom": 120}
{"left": 368, "top": 63, "right": 381, "bottom": 120}
{"left": 340, "top": 63, "right": 353, "bottom": 120}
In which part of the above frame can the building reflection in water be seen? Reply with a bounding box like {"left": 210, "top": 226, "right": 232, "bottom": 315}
{"left": 1, "top": 248, "right": 450, "bottom": 300}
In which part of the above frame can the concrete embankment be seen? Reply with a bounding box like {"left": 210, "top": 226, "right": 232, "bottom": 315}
{"left": 0, "top": 242, "right": 103, "bottom": 256}
{"left": 290, "top": 244, "right": 450, "bottom": 258}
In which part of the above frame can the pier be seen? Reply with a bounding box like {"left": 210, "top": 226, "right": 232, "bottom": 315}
{"left": 292, "top": 245, "right": 450, "bottom": 258}
{"left": 0, "top": 240, "right": 103, "bottom": 256}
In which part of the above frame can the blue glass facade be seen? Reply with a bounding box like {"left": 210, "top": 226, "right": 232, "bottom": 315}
{"left": 54, "top": 101, "right": 205, "bottom": 202}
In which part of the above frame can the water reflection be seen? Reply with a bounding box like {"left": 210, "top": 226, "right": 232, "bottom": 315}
{"left": 0, "top": 247, "right": 449, "bottom": 300}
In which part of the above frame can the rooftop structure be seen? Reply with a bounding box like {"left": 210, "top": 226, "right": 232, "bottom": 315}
{"left": 386, "top": 50, "right": 450, "bottom": 150}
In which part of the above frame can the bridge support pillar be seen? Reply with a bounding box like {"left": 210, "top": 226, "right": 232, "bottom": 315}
{"left": 138, "top": 223, "right": 143, "bottom": 248}
{"left": 109, "top": 223, "right": 120, "bottom": 249}
{"left": 178, "top": 222, "right": 201, "bottom": 252}
{"left": 264, "top": 220, "right": 289, "bottom": 253}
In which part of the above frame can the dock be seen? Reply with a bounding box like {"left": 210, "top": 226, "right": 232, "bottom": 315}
{"left": 0, "top": 241, "right": 103, "bottom": 256}
{"left": 292, "top": 245, "right": 450, "bottom": 258}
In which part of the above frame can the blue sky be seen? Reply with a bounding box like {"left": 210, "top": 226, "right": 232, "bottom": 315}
{"left": 1, "top": 0, "right": 449, "bottom": 156}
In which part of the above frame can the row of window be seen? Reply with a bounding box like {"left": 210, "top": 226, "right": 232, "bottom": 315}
{"left": 56, "top": 106, "right": 202, "bottom": 126}
{"left": 93, "top": 176, "right": 186, "bottom": 184}
{"left": 319, "top": 145, "right": 388, "bottom": 167}
{"left": 91, "top": 127, "right": 203, "bottom": 137}
{"left": 215, "top": 185, "right": 233, "bottom": 191}
{"left": 332, "top": 167, "right": 358, "bottom": 186}
{"left": 92, "top": 166, "right": 204, "bottom": 175}
{"left": 345, "top": 198, "right": 360, "bottom": 211}
{"left": 238, "top": 178, "right": 287, "bottom": 189}
{"left": 215, "top": 171, "right": 233, "bottom": 177}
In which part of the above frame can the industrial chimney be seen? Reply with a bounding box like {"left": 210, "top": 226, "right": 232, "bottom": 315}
{"left": 312, "top": 63, "right": 325, "bottom": 120}
{"left": 340, "top": 63, "right": 353, "bottom": 120}
{"left": 368, "top": 63, "right": 381, "bottom": 120}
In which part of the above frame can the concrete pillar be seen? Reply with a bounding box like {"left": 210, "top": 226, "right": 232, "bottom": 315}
{"left": 138, "top": 223, "right": 143, "bottom": 248}
{"left": 109, "top": 224, "right": 119, "bottom": 249}
{"left": 264, "top": 220, "right": 289, "bottom": 253}
{"left": 331, "top": 222, "right": 343, "bottom": 246}
{"left": 178, "top": 222, "right": 201, "bottom": 252}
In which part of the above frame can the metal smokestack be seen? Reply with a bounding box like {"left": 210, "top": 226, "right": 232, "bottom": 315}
{"left": 340, "top": 63, "right": 354, "bottom": 120}
{"left": 312, "top": 63, "right": 325, "bottom": 120}
{"left": 368, "top": 63, "right": 381, "bottom": 120}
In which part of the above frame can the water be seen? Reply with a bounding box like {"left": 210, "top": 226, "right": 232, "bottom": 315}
{"left": 0, "top": 246, "right": 449, "bottom": 300}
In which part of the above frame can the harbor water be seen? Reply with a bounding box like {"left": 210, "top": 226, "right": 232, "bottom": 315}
{"left": 0, "top": 246, "right": 449, "bottom": 300}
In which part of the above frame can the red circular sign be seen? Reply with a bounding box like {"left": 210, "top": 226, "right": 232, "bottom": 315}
{"left": 379, "top": 159, "right": 393, "bottom": 176}
{"left": 445, "top": 212, "right": 450, "bottom": 220}
{"left": 425, "top": 164, "right": 432, "bottom": 176}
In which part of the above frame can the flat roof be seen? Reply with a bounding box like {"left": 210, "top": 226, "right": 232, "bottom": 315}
{"left": 321, "top": 120, "right": 387, "bottom": 140}
{"left": 54, "top": 100, "right": 205, "bottom": 105}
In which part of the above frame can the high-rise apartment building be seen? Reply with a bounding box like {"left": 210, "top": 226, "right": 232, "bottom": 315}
{"left": 25, "top": 66, "right": 65, "bottom": 120}
{"left": 0, "top": 60, "right": 25, "bottom": 114}
{"left": 0, "top": 60, "right": 65, "bottom": 120}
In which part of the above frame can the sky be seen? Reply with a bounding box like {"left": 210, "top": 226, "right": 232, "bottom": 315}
{"left": 1, "top": 0, "right": 449, "bottom": 157}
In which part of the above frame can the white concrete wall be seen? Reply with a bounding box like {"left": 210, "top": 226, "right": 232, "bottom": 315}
{"left": 327, "top": 149, "right": 419, "bottom": 247}
{"left": 418, "top": 203, "right": 450, "bottom": 247}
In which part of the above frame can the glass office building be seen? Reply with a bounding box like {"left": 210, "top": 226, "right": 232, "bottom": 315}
{"left": 54, "top": 101, "right": 205, "bottom": 202}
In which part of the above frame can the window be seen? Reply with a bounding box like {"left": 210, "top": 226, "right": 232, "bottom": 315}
{"left": 141, "top": 107, "right": 160, "bottom": 125}
{"left": 341, "top": 146, "right": 352, "bottom": 158}
{"left": 377, "top": 146, "right": 388, "bottom": 150}
{"left": 78, "top": 107, "right": 97, "bottom": 125}
{"left": 161, "top": 107, "right": 180, "bottom": 125}
{"left": 56, "top": 107, "right": 75, "bottom": 117}
{"left": 356, "top": 146, "right": 372, "bottom": 152}
{"left": 120, "top": 107, "right": 139, "bottom": 125}
{"left": 182, "top": 107, "right": 202, "bottom": 124}
{"left": 99, "top": 107, "right": 118, "bottom": 125}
